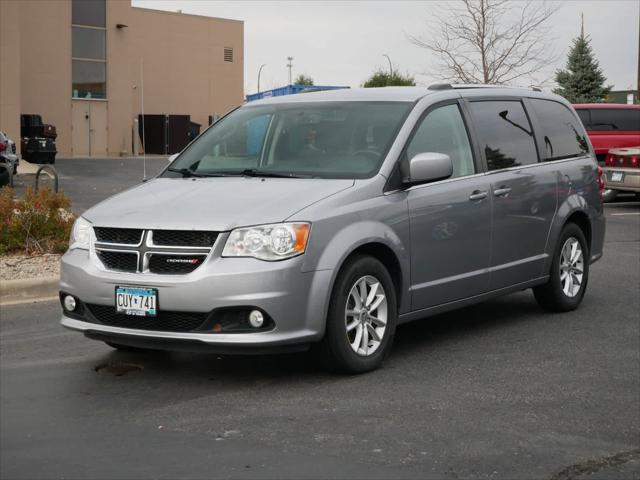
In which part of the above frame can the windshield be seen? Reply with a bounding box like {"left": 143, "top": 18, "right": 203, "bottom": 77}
{"left": 165, "top": 101, "right": 411, "bottom": 179}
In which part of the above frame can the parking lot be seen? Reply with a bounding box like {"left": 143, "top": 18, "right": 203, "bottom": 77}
{"left": 1, "top": 159, "right": 639, "bottom": 479}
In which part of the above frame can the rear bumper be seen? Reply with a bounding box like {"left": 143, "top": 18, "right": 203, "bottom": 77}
{"left": 603, "top": 167, "right": 640, "bottom": 193}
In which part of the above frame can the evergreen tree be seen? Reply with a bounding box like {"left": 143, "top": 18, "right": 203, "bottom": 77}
{"left": 294, "top": 74, "right": 314, "bottom": 86}
{"left": 554, "top": 23, "right": 611, "bottom": 103}
{"left": 363, "top": 70, "right": 415, "bottom": 88}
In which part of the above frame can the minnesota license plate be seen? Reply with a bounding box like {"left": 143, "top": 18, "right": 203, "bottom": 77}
{"left": 611, "top": 171, "right": 624, "bottom": 182}
{"left": 116, "top": 286, "right": 157, "bottom": 316}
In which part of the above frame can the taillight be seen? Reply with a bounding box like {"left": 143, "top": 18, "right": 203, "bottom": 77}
{"left": 0, "top": 142, "right": 6, "bottom": 152}
{"left": 604, "top": 153, "right": 614, "bottom": 166}
{"left": 596, "top": 165, "right": 605, "bottom": 200}
{"left": 631, "top": 156, "right": 639, "bottom": 168}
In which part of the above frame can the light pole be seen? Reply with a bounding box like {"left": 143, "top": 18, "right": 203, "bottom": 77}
{"left": 287, "top": 56, "right": 294, "bottom": 85}
{"left": 382, "top": 54, "right": 393, "bottom": 77}
{"left": 257, "top": 64, "right": 266, "bottom": 93}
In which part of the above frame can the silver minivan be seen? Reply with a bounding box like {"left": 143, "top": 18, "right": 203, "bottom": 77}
{"left": 60, "top": 86, "right": 605, "bottom": 373}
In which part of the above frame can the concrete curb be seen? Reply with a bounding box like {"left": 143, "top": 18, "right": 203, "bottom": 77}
{"left": 0, "top": 276, "right": 59, "bottom": 305}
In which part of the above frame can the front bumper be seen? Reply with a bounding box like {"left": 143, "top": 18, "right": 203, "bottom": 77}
{"left": 603, "top": 167, "right": 640, "bottom": 193}
{"left": 60, "top": 245, "right": 333, "bottom": 352}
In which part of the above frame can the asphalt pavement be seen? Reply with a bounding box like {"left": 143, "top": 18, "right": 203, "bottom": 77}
{"left": 1, "top": 198, "right": 638, "bottom": 479}
{"left": 12, "top": 157, "right": 168, "bottom": 213}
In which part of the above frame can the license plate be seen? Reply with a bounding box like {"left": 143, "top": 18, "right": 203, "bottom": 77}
{"left": 611, "top": 171, "right": 624, "bottom": 182}
{"left": 116, "top": 286, "right": 157, "bottom": 316}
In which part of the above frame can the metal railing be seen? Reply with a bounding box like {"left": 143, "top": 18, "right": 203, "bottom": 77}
{"left": 35, "top": 165, "right": 59, "bottom": 192}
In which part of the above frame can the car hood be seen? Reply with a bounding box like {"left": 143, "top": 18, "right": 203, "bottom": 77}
{"left": 83, "top": 176, "right": 354, "bottom": 231}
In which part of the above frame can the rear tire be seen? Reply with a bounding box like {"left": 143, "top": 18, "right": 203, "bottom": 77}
{"left": 316, "top": 255, "right": 397, "bottom": 374}
{"left": 534, "top": 223, "right": 589, "bottom": 312}
{"left": 602, "top": 189, "right": 618, "bottom": 202}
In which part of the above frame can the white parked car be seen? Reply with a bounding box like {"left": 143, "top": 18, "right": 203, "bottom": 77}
{"left": 0, "top": 131, "right": 19, "bottom": 186}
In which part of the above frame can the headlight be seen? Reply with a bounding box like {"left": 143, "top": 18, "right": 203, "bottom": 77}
{"left": 222, "top": 223, "right": 310, "bottom": 261}
{"left": 69, "top": 217, "right": 92, "bottom": 250}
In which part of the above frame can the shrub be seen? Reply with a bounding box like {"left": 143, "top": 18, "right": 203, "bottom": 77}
{"left": 0, "top": 186, "right": 75, "bottom": 255}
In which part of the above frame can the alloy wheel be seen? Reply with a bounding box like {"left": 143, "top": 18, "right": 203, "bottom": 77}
{"left": 345, "top": 275, "right": 388, "bottom": 356}
{"left": 559, "top": 237, "right": 584, "bottom": 298}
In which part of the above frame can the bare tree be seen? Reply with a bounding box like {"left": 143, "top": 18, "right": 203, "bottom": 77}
{"left": 409, "top": 0, "right": 560, "bottom": 85}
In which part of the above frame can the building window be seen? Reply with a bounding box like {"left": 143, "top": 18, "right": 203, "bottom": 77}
{"left": 224, "top": 47, "right": 233, "bottom": 62}
{"left": 72, "top": 0, "right": 106, "bottom": 99}
{"left": 72, "top": 0, "right": 105, "bottom": 28}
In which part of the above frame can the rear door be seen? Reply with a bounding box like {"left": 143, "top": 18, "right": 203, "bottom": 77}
{"left": 406, "top": 101, "right": 492, "bottom": 310}
{"left": 468, "top": 99, "right": 557, "bottom": 290}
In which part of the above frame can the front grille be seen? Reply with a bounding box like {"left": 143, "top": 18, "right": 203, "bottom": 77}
{"left": 148, "top": 254, "right": 207, "bottom": 274}
{"left": 152, "top": 230, "right": 218, "bottom": 247}
{"left": 86, "top": 304, "right": 208, "bottom": 332}
{"left": 96, "top": 250, "right": 138, "bottom": 273}
{"left": 94, "top": 227, "right": 142, "bottom": 245}
{"left": 92, "top": 227, "right": 217, "bottom": 275}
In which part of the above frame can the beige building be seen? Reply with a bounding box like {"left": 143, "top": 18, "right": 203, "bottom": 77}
{"left": 0, "top": 0, "right": 244, "bottom": 156}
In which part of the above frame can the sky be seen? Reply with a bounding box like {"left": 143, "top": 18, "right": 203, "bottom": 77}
{"left": 132, "top": 0, "right": 639, "bottom": 96}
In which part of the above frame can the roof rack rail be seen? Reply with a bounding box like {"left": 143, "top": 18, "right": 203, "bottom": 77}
{"left": 428, "top": 83, "right": 543, "bottom": 92}
{"left": 427, "top": 83, "right": 453, "bottom": 91}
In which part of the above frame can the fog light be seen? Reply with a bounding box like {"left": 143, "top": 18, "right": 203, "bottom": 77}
{"left": 248, "top": 310, "right": 264, "bottom": 328}
{"left": 63, "top": 295, "right": 77, "bottom": 312}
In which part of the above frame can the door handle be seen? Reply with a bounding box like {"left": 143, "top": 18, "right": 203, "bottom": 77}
{"left": 493, "top": 186, "right": 512, "bottom": 197}
{"left": 469, "top": 190, "right": 488, "bottom": 201}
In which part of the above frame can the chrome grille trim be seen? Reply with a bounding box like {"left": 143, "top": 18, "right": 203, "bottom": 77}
{"left": 91, "top": 228, "right": 219, "bottom": 275}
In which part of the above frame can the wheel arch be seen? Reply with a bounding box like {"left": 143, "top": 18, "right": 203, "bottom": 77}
{"left": 345, "top": 242, "right": 404, "bottom": 311}
{"left": 565, "top": 210, "right": 592, "bottom": 251}
{"left": 307, "top": 219, "right": 411, "bottom": 323}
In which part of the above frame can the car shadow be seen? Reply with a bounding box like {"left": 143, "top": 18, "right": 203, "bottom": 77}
{"left": 93, "top": 291, "right": 543, "bottom": 383}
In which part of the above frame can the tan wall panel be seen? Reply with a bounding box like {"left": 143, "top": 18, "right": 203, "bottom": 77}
{"left": 106, "top": 0, "right": 133, "bottom": 155}
{"left": 0, "top": 0, "right": 22, "bottom": 153}
{"left": 129, "top": 8, "right": 244, "bottom": 146}
{"left": 19, "top": 0, "right": 72, "bottom": 154}
{"left": 14, "top": 1, "right": 243, "bottom": 157}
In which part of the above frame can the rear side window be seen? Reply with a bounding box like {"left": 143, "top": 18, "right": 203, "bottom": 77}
{"left": 469, "top": 101, "right": 538, "bottom": 170}
{"left": 588, "top": 109, "right": 640, "bottom": 131}
{"left": 576, "top": 109, "right": 590, "bottom": 127}
{"left": 530, "top": 99, "right": 589, "bottom": 161}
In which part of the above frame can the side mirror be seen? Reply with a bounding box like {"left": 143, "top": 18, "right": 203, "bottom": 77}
{"left": 404, "top": 152, "right": 453, "bottom": 185}
{"left": 168, "top": 153, "right": 178, "bottom": 163}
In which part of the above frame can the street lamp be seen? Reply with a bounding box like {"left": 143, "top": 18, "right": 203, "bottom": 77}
{"left": 287, "top": 56, "right": 294, "bottom": 85}
{"left": 382, "top": 54, "right": 393, "bottom": 77}
{"left": 257, "top": 64, "right": 266, "bottom": 93}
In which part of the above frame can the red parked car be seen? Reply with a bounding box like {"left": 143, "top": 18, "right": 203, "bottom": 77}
{"left": 573, "top": 104, "right": 640, "bottom": 164}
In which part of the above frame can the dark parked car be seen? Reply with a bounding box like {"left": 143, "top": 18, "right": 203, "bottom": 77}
{"left": 20, "top": 113, "right": 57, "bottom": 164}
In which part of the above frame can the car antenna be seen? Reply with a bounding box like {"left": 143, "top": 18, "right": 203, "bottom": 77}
{"left": 140, "top": 58, "right": 147, "bottom": 182}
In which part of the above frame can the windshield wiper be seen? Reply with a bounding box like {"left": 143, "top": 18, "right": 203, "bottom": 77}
{"left": 167, "top": 167, "right": 230, "bottom": 178}
{"left": 241, "top": 168, "right": 311, "bottom": 179}
{"left": 167, "top": 167, "right": 205, "bottom": 177}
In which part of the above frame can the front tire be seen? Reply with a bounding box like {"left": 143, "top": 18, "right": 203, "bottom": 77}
{"left": 317, "top": 255, "right": 397, "bottom": 374}
{"left": 534, "top": 223, "right": 589, "bottom": 312}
